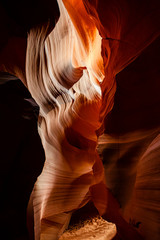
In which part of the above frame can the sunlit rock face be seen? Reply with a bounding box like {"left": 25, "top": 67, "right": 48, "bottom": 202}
{"left": 25, "top": 0, "right": 160, "bottom": 239}
{"left": 26, "top": 1, "right": 107, "bottom": 239}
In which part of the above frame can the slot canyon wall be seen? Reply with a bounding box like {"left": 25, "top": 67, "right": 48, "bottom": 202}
{"left": 25, "top": 0, "right": 160, "bottom": 239}
{"left": 0, "top": 0, "right": 159, "bottom": 240}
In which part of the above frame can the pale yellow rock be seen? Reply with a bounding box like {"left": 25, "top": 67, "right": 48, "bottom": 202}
{"left": 59, "top": 217, "right": 117, "bottom": 240}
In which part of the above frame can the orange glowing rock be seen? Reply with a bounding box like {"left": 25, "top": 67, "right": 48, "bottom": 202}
{"left": 25, "top": 0, "right": 160, "bottom": 239}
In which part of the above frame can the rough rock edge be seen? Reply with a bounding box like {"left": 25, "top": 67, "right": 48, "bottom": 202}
{"left": 59, "top": 216, "right": 117, "bottom": 240}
